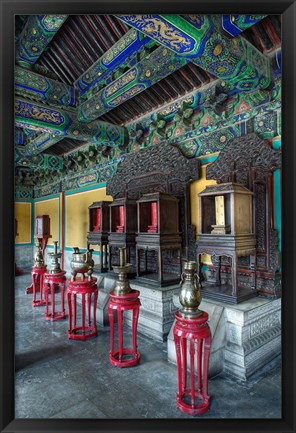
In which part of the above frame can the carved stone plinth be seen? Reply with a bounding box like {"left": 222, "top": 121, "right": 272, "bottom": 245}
{"left": 122, "top": 280, "right": 179, "bottom": 341}
{"left": 223, "top": 297, "right": 281, "bottom": 380}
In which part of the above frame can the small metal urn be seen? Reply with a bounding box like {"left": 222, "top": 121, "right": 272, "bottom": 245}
{"left": 70, "top": 246, "right": 94, "bottom": 281}
{"left": 112, "top": 247, "right": 132, "bottom": 295}
{"left": 48, "top": 241, "right": 62, "bottom": 274}
{"left": 34, "top": 238, "right": 45, "bottom": 267}
{"left": 179, "top": 261, "right": 202, "bottom": 318}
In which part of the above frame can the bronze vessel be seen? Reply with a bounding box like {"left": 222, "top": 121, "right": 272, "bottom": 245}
{"left": 71, "top": 246, "right": 94, "bottom": 281}
{"left": 48, "top": 241, "right": 62, "bottom": 274}
{"left": 113, "top": 247, "right": 132, "bottom": 295}
{"left": 34, "top": 238, "right": 45, "bottom": 267}
{"left": 179, "top": 261, "right": 202, "bottom": 318}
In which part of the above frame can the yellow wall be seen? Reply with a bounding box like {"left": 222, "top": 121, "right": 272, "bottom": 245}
{"left": 35, "top": 197, "right": 59, "bottom": 246}
{"left": 190, "top": 164, "right": 216, "bottom": 264}
{"left": 65, "top": 187, "right": 112, "bottom": 250}
{"left": 16, "top": 169, "right": 214, "bottom": 253}
{"left": 15, "top": 202, "right": 32, "bottom": 244}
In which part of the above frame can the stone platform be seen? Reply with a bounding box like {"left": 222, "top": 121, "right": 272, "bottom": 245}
{"left": 167, "top": 294, "right": 281, "bottom": 380}
{"left": 125, "top": 280, "right": 180, "bottom": 341}
{"left": 65, "top": 262, "right": 282, "bottom": 380}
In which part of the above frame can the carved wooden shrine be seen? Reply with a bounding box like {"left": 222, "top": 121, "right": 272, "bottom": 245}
{"left": 197, "top": 133, "right": 281, "bottom": 303}
{"left": 35, "top": 215, "right": 52, "bottom": 256}
{"left": 108, "top": 197, "right": 137, "bottom": 273}
{"left": 106, "top": 141, "right": 200, "bottom": 286}
{"left": 197, "top": 183, "right": 256, "bottom": 303}
{"left": 136, "top": 192, "right": 182, "bottom": 286}
{"left": 87, "top": 201, "right": 110, "bottom": 272}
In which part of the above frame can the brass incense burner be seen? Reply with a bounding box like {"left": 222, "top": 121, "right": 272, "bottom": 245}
{"left": 34, "top": 238, "right": 45, "bottom": 267}
{"left": 179, "top": 261, "right": 202, "bottom": 318}
{"left": 71, "top": 246, "right": 94, "bottom": 281}
{"left": 113, "top": 247, "right": 132, "bottom": 295}
{"left": 48, "top": 241, "right": 62, "bottom": 274}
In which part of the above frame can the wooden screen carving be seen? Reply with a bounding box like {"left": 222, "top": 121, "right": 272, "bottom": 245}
{"left": 106, "top": 142, "right": 200, "bottom": 259}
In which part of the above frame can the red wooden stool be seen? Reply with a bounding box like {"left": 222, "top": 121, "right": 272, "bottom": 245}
{"left": 67, "top": 277, "right": 98, "bottom": 340}
{"left": 108, "top": 289, "right": 141, "bottom": 368}
{"left": 44, "top": 271, "right": 67, "bottom": 321}
{"left": 31, "top": 265, "right": 47, "bottom": 307}
{"left": 173, "top": 311, "right": 212, "bottom": 416}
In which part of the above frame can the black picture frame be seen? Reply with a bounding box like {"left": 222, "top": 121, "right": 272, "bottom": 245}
{"left": 1, "top": 1, "right": 295, "bottom": 432}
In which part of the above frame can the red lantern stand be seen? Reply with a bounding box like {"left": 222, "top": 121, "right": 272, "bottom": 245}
{"left": 108, "top": 289, "right": 141, "bottom": 367}
{"left": 43, "top": 271, "right": 67, "bottom": 321}
{"left": 31, "top": 265, "right": 47, "bottom": 307}
{"left": 67, "top": 277, "right": 98, "bottom": 340}
{"left": 173, "top": 310, "right": 212, "bottom": 416}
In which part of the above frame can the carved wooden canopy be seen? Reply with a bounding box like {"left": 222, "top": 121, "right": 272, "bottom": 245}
{"left": 107, "top": 142, "right": 200, "bottom": 199}
{"left": 206, "top": 133, "right": 281, "bottom": 185}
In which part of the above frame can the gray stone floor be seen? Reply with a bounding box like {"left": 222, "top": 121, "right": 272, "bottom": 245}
{"left": 15, "top": 272, "right": 281, "bottom": 419}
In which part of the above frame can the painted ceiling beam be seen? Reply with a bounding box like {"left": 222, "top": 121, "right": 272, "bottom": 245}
{"left": 15, "top": 129, "right": 24, "bottom": 145}
{"left": 75, "top": 28, "right": 153, "bottom": 98}
{"left": 15, "top": 148, "right": 63, "bottom": 170}
{"left": 77, "top": 44, "right": 188, "bottom": 122}
{"left": 117, "top": 15, "right": 270, "bottom": 95}
{"left": 220, "top": 15, "right": 267, "bottom": 36}
{"left": 22, "top": 132, "right": 65, "bottom": 156}
{"left": 16, "top": 148, "right": 44, "bottom": 167}
{"left": 180, "top": 14, "right": 271, "bottom": 94}
{"left": 16, "top": 15, "right": 68, "bottom": 68}
{"left": 15, "top": 98, "right": 129, "bottom": 151}
{"left": 15, "top": 67, "right": 75, "bottom": 108}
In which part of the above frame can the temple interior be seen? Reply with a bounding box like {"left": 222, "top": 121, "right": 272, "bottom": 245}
{"left": 14, "top": 13, "right": 282, "bottom": 420}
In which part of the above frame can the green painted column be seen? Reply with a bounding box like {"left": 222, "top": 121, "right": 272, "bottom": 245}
{"left": 272, "top": 137, "right": 282, "bottom": 271}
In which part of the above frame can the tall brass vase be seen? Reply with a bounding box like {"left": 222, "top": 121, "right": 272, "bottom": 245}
{"left": 179, "top": 261, "right": 202, "bottom": 318}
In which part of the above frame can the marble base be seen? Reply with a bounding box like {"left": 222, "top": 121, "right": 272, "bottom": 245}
{"left": 125, "top": 280, "right": 180, "bottom": 342}
{"left": 167, "top": 294, "right": 281, "bottom": 380}
{"left": 223, "top": 297, "right": 281, "bottom": 380}
{"left": 93, "top": 273, "right": 116, "bottom": 326}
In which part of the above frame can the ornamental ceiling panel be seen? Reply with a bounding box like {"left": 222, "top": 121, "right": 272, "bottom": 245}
{"left": 14, "top": 14, "right": 281, "bottom": 163}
